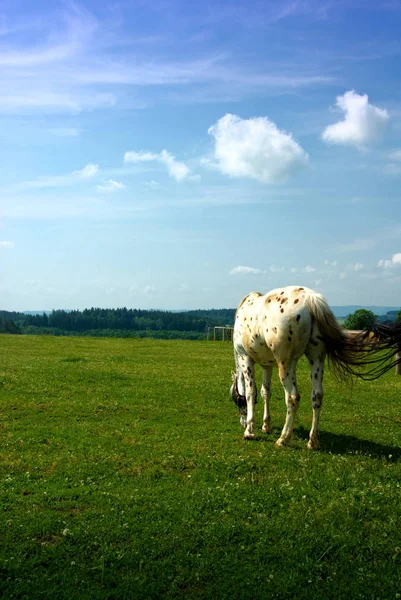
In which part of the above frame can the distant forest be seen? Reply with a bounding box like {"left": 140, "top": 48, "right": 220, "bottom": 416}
{"left": 0, "top": 307, "right": 236, "bottom": 340}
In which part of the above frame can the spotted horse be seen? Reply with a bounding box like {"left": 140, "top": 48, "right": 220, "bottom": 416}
{"left": 230, "top": 286, "right": 401, "bottom": 449}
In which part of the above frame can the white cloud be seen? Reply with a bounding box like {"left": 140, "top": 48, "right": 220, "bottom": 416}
{"left": 159, "top": 150, "right": 190, "bottom": 182}
{"left": 96, "top": 179, "right": 125, "bottom": 193}
{"left": 4, "top": 164, "right": 100, "bottom": 193}
{"left": 124, "top": 149, "right": 191, "bottom": 182}
{"left": 324, "top": 259, "right": 337, "bottom": 267}
{"left": 379, "top": 260, "right": 392, "bottom": 268}
{"left": 230, "top": 265, "right": 261, "bottom": 275}
{"left": 353, "top": 262, "right": 364, "bottom": 271}
{"left": 73, "top": 163, "right": 99, "bottom": 178}
{"left": 303, "top": 265, "right": 316, "bottom": 273}
{"left": 0, "top": 241, "right": 14, "bottom": 248}
{"left": 206, "top": 113, "right": 309, "bottom": 183}
{"left": 322, "top": 90, "right": 389, "bottom": 148}
{"left": 124, "top": 151, "right": 159, "bottom": 163}
{"left": 378, "top": 253, "right": 401, "bottom": 268}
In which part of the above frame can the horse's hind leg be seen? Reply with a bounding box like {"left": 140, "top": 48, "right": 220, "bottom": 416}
{"left": 261, "top": 366, "right": 273, "bottom": 433}
{"left": 276, "top": 360, "right": 300, "bottom": 447}
{"left": 305, "top": 343, "right": 325, "bottom": 450}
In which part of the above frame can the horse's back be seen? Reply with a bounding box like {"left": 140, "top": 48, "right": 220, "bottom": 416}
{"left": 234, "top": 286, "right": 315, "bottom": 366}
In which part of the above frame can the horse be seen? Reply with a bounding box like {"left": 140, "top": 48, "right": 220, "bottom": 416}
{"left": 230, "top": 286, "right": 400, "bottom": 449}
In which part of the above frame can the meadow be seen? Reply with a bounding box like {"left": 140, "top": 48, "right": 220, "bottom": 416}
{"left": 1, "top": 334, "right": 401, "bottom": 599}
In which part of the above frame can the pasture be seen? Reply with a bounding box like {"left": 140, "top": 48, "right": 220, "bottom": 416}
{"left": 1, "top": 334, "right": 401, "bottom": 599}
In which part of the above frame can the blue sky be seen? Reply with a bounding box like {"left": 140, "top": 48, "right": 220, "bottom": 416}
{"left": 2, "top": 0, "right": 401, "bottom": 311}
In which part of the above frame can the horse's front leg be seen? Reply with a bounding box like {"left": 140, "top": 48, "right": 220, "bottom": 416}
{"left": 261, "top": 366, "right": 273, "bottom": 433}
{"left": 241, "top": 358, "right": 256, "bottom": 439}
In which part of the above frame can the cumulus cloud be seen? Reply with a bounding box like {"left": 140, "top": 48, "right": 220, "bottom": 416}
{"left": 0, "top": 241, "right": 14, "bottom": 248}
{"left": 159, "top": 150, "right": 190, "bottom": 181}
{"left": 322, "top": 90, "right": 389, "bottom": 148}
{"left": 377, "top": 253, "right": 401, "bottom": 268}
{"left": 124, "top": 149, "right": 191, "bottom": 182}
{"left": 303, "top": 265, "right": 316, "bottom": 273}
{"left": 96, "top": 179, "right": 125, "bottom": 193}
{"left": 353, "top": 262, "right": 364, "bottom": 271}
{"left": 73, "top": 163, "right": 99, "bottom": 178}
{"left": 206, "top": 113, "right": 308, "bottom": 183}
{"left": 230, "top": 265, "right": 261, "bottom": 275}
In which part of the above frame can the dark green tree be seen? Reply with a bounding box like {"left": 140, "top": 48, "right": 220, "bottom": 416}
{"left": 0, "top": 318, "right": 21, "bottom": 334}
{"left": 343, "top": 308, "right": 378, "bottom": 330}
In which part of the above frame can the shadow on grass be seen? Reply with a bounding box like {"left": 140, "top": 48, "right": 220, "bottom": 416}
{"left": 295, "top": 425, "right": 401, "bottom": 461}
{"left": 236, "top": 425, "right": 400, "bottom": 460}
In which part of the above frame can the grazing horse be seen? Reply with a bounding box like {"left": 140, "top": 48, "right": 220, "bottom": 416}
{"left": 230, "top": 286, "right": 400, "bottom": 449}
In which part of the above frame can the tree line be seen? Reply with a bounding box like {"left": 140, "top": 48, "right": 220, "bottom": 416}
{"left": 0, "top": 307, "right": 236, "bottom": 339}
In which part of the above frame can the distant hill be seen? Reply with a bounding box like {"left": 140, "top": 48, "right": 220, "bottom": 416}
{"left": 330, "top": 306, "right": 401, "bottom": 318}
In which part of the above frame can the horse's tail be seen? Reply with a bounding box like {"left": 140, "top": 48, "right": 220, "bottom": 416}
{"left": 305, "top": 291, "right": 400, "bottom": 381}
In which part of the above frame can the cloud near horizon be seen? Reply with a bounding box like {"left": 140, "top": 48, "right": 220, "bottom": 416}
{"left": 377, "top": 253, "right": 401, "bottom": 269}
{"left": 230, "top": 265, "right": 261, "bottom": 275}
{"left": 206, "top": 113, "right": 309, "bottom": 183}
{"left": 322, "top": 90, "right": 389, "bottom": 148}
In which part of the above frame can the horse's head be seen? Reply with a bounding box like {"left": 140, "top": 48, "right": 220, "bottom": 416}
{"left": 230, "top": 371, "right": 247, "bottom": 427}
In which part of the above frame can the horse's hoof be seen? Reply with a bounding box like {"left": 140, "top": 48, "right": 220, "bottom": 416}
{"left": 307, "top": 439, "right": 318, "bottom": 450}
{"left": 275, "top": 438, "right": 287, "bottom": 447}
{"left": 262, "top": 425, "right": 272, "bottom": 434}
{"left": 243, "top": 433, "right": 255, "bottom": 440}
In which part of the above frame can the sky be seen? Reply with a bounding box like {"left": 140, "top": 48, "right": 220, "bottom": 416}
{"left": 2, "top": 0, "right": 401, "bottom": 311}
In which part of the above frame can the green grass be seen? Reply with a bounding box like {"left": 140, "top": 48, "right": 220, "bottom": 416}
{"left": 1, "top": 334, "right": 401, "bottom": 599}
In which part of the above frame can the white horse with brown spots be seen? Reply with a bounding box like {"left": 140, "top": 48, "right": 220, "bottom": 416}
{"left": 230, "top": 286, "right": 400, "bottom": 449}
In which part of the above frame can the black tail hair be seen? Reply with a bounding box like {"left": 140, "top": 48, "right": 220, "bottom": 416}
{"left": 306, "top": 292, "right": 401, "bottom": 381}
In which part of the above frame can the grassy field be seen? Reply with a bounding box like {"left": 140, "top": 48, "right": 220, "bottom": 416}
{"left": 1, "top": 334, "right": 401, "bottom": 599}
